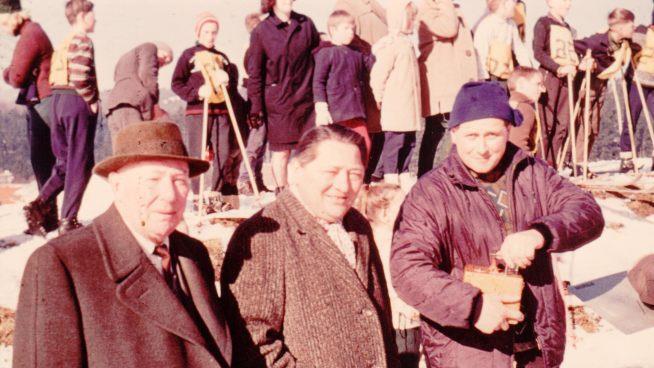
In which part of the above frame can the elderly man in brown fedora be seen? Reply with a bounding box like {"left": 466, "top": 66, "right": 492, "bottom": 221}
{"left": 13, "top": 121, "right": 232, "bottom": 368}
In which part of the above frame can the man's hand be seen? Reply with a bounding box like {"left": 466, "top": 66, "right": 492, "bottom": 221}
{"left": 496, "top": 229, "right": 545, "bottom": 269}
{"left": 474, "top": 294, "right": 524, "bottom": 334}
{"left": 247, "top": 112, "right": 264, "bottom": 129}
{"left": 315, "top": 102, "right": 333, "bottom": 126}
{"left": 578, "top": 55, "right": 595, "bottom": 72}
{"left": 557, "top": 64, "right": 577, "bottom": 78}
{"left": 198, "top": 84, "right": 212, "bottom": 100}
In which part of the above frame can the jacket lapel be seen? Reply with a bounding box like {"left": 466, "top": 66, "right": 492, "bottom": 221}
{"left": 279, "top": 191, "right": 371, "bottom": 293}
{"left": 173, "top": 233, "right": 232, "bottom": 365}
{"left": 93, "top": 206, "right": 206, "bottom": 348}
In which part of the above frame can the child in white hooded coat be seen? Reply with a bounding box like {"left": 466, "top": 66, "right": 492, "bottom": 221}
{"left": 369, "top": 0, "right": 422, "bottom": 187}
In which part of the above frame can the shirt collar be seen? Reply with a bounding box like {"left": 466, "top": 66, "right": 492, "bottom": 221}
{"left": 128, "top": 225, "right": 170, "bottom": 256}
{"left": 289, "top": 186, "right": 344, "bottom": 228}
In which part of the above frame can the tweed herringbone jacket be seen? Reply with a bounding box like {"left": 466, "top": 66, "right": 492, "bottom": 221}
{"left": 221, "top": 190, "right": 399, "bottom": 368}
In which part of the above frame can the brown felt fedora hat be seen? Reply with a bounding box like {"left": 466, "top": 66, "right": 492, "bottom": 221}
{"left": 94, "top": 121, "right": 209, "bottom": 178}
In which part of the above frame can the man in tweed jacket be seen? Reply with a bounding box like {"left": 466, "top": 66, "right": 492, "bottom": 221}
{"left": 221, "top": 125, "right": 399, "bottom": 368}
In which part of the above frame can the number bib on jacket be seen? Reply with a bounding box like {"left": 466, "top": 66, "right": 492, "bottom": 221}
{"left": 194, "top": 50, "right": 226, "bottom": 104}
{"left": 487, "top": 40, "right": 514, "bottom": 80}
{"left": 637, "top": 28, "right": 654, "bottom": 76}
{"left": 49, "top": 35, "right": 73, "bottom": 86}
{"left": 550, "top": 25, "right": 579, "bottom": 67}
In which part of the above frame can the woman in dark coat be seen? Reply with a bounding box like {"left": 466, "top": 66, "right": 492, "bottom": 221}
{"left": 247, "top": 0, "right": 320, "bottom": 190}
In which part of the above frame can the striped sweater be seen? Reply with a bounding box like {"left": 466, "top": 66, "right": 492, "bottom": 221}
{"left": 54, "top": 33, "right": 99, "bottom": 105}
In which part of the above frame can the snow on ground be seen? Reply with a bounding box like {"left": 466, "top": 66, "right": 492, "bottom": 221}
{"left": 0, "top": 162, "right": 653, "bottom": 367}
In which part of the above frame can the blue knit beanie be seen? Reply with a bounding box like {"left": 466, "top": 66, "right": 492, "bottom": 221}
{"left": 448, "top": 81, "right": 523, "bottom": 129}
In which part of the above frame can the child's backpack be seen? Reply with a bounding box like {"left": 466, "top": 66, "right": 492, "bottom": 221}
{"left": 49, "top": 35, "right": 74, "bottom": 87}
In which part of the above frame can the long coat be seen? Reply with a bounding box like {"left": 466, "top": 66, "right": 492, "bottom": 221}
{"left": 221, "top": 191, "right": 399, "bottom": 368}
{"left": 333, "top": 0, "right": 388, "bottom": 132}
{"left": 105, "top": 43, "right": 160, "bottom": 120}
{"left": 417, "top": 0, "right": 479, "bottom": 117}
{"left": 370, "top": 34, "right": 422, "bottom": 132}
{"left": 247, "top": 12, "right": 320, "bottom": 147}
{"left": 12, "top": 206, "right": 232, "bottom": 368}
{"left": 2, "top": 20, "right": 53, "bottom": 104}
{"left": 313, "top": 44, "right": 374, "bottom": 123}
{"left": 390, "top": 145, "right": 605, "bottom": 368}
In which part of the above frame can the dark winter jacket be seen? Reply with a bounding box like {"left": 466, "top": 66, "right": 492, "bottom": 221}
{"left": 2, "top": 20, "right": 53, "bottom": 105}
{"left": 533, "top": 15, "right": 575, "bottom": 75}
{"left": 171, "top": 44, "right": 239, "bottom": 116}
{"left": 574, "top": 32, "right": 640, "bottom": 79}
{"left": 390, "top": 145, "right": 604, "bottom": 368}
{"left": 12, "top": 205, "right": 232, "bottom": 368}
{"left": 313, "top": 44, "right": 374, "bottom": 123}
{"left": 105, "top": 43, "right": 160, "bottom": 120}
{"left": 247, "top": 11, "right": 320, "bottom": 145}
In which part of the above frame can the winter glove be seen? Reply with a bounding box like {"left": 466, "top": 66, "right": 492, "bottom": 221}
{"left": 198, "top": 84, "right": 212, "bottom": 100}
{"left": 213, "top": 69, "right": 230, "bottom": 86}
{"left": 315, "top": 102, "right": 333, "bottom": 126}
{"left": 247, "top": 112, "right": 265, "bottom": 129}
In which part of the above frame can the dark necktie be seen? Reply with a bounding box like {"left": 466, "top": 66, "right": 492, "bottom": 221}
{"left": 153, "top": 244, "right": 175, "bottom": 289}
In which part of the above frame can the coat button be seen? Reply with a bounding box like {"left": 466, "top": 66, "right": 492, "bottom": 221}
{"left": 466, "top": 50, "right": 472, "bottom": 57}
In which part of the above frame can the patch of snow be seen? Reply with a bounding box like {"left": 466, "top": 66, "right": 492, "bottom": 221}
{"left": 1, "top": 162, "right": 653, "bottom": 367}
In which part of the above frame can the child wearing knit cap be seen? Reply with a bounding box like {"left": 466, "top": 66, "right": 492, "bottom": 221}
{"left": 172, "top": 11, "right": 240, "bottom": 198}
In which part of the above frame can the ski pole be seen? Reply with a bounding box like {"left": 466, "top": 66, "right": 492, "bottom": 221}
{"left": 220, "top": 83, "right": 260, "bottom": 198}
{"left": 198, "top": 97, "right": 210, "bottom": 216}
{"left": 620, "top": 71, "right": 640, "bottom": 174}
{"left": 567, "top": 73, "right": 578, "bottom": 176}
{"left": 582, "top": 64, "right": 592, "bottom": 180}
{"left": 557, "top": 77, "right": 587, "bottom": 172}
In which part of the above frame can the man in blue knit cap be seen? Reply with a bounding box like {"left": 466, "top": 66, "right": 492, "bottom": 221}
{"left": 390, "top": 82, "right": 604, "bottom": 367}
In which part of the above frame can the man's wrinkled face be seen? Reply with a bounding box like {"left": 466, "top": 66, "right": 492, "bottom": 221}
{"left": 451, "top": 118, "right": 510, "bottom": 174}
{"left": 109, "top": 160, "right": 190, "bottom": 243}
{"left": 290, "top": 140, "right": 365, "bottom": 223}
{"left": 198, "top": 22, "right": 218, "bottom": 48}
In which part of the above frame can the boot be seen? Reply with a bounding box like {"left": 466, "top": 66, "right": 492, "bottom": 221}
{"left": 23, "top": 199, "right": 48, "bottom": 237}
{"left": 574, "top": 166, "right": 596, "bottom": 179}
{"left": 619, "top": 152, "right": 635, "bottom": 174}
{"left": 619, "top": 159, "right": 635, "bottom": 174}
{"left": 237, "top": 180, "right": 254, "bottom": 196}
{"left": 42, "top": 200, "right": 59, "bottom": 233}
{"left": 58, "top": 217, "right": 82, "bottom": 236}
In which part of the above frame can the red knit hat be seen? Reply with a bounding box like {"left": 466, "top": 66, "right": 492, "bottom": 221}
{"left": 195, "top": 11, "right": 219, "bottom": 39}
